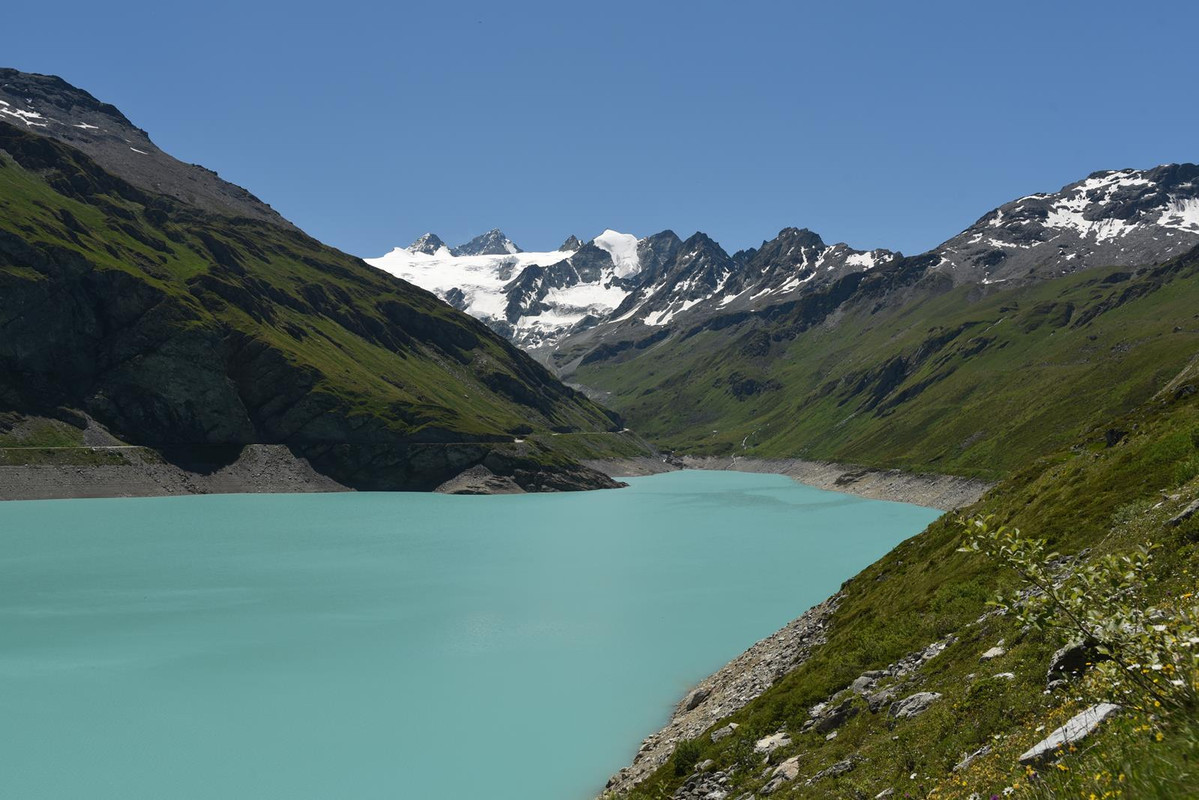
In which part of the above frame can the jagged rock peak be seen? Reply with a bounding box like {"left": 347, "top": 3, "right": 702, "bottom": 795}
{"left": 679, "top": 231, "right": 728, "bottom": 253}
{"left": 772, "top": 227, "right": 827, "bottom": 248}
{"left": 452, "top": 229, "right": 522, "bottom": 256}
{"left": 559, "top": 235, "right": 583, "bottom": 252}
{"left": 0, "top": 67, "right": 136, "bottom": 130}
{"left": 407, "top": 233, "right": 448, "bottom": 255}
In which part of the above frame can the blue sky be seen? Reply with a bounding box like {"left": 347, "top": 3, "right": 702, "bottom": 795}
{"left": 6, "top": 0, "right": 1198, "bottom": 257}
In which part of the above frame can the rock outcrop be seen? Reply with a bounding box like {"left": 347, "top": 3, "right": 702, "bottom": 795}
{"left": 1018, "top": 703, "right": 1122, "bottom": 764}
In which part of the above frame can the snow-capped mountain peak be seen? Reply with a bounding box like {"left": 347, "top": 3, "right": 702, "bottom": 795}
{"left": 367, "top": 163, "right": 1199, "bottom": 356}
{"left": 934, "top": 164, "right": 1199, "bottom": 284}
{"left": 365, "top": 225, "right": 892, "bottom": 347}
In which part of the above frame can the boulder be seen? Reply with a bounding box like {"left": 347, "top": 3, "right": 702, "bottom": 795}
{"left": 979, "top": 645, "right": 1006, "bottom": 661}
{"left": 805, "top": 756, "right": 859, "bottom": 785}
{"left": 760, "top": 756, "right": 801, "bottom": 794}
{"left": 890, "top": 692, "right": 942, "bottom": 719}
{"left": 1018, "top": 703, "right": 1121, "bottom": 764}
{"left": 805, "top": 696, "right": 858, "bottom": 733}
{"left": 682, "top": 686, "right": 711, "bottom": 711}
{"left": 953, "top": 744, "right": 991, "bottom": 771}
{"left": 1168, "top": 498, "right": 1199, "bottom": 527}
{"left": 866, "top": 688, "right": 896, "bottom": 713}
{"left": 1047, "top": 640, "right": 1108, "bottom": 685}
{"left": 850, "top": 674, "right": 877, "bottom": 694}
{"left": 710, "top": 722, "right": 739, "bottom": 743}
{"left": 753, "top": 732, "right": 791, "bottom": 755}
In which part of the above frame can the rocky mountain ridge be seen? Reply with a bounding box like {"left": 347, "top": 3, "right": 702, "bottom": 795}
{"left": 0, "top": 68, "right": 292, "bottom": 228}
{"left": 366, "top": 226, "right": 895, "bottom": 347}
{"left": 369, "top": 165, "right": 1199, "bottom": 357}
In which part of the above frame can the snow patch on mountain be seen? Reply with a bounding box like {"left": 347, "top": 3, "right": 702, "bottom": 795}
{"left": 934, "top": 165, "right": 1199, "bottom": 284}
{"left": 1159, "top": 197, "right": 1199, "bottom": 232}
{"left": 593, "top": 229, "right": 641, "bottom": 278}
{"left": 366, "top": 230, "right": 649, "bottom": 346}
{"left": 366, "top": 244, "right": 573, "bottom": 322}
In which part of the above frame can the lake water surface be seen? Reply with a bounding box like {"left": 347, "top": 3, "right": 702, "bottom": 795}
{"left": 0, "top": 470, "right": 940, "bottom": 799}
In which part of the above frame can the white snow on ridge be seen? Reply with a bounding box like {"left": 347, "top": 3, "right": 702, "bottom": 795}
{"left": 365, "top": 230, "right": 645, "bottom": 342}
{"left": 1034, "top": 170, "right": 1156, "bottom": 243}
{"left": 846, "top": 251, "right": 879, "bottom": 268}
{"left": 366, "top": 246, "right": 573, "bottom": 321}
{"left": 593, "top": 229, "right": 641, "bottom": 278}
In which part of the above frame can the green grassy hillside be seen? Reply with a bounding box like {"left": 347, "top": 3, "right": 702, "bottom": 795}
{"left": 618, "top": 355, "right": 1199, "bottom": 799}
{"left": 572, "top": 250, "right": 1199, "bottom": 480}
{"left": 0, "top": 121, "right": 646, "bottom": 489}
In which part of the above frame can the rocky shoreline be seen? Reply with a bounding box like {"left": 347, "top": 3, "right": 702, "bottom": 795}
{"left": 600, "top": 596, "right": 842, "bottom": 797}
{"left": 584, "top": 455, "right": 992, "bottom": 511}
{"left": 588, "top": 454, "right": 992, "bottom": 797}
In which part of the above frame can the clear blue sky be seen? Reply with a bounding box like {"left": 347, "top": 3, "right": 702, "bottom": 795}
{"left": 7, "top": 0, "right": 1198, "bottom": 257}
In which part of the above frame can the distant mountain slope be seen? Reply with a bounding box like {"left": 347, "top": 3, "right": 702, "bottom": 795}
{"left": 0, "top": 74, "right": 640, "bottom": 492}
{"left": 0, "top": 68, "right": 293, "bottom": 228}
{"left": 931, "top": 164, "right": 1199, "bottom": 284}
{"left": 569, "top": 243, "right": 1199, "bottom": 479}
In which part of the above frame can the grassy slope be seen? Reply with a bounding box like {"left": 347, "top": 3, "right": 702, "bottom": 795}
{"left": 574, "top": 254, "right": 1199, "bottom": 480}
{"left": 0, "top": 122, "right": 647, "bottom": 481}
{"left": 621, "top": 364, "right": 1199, "bottom": 799}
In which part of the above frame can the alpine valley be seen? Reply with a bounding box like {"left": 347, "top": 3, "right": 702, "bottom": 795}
{"left": 362, "top": 160, "right": 1199, "bottom": 797}
{"left": 370, "top": 165, "right": 1199, "bottom": 480}
{"left": 5, "top": 65, "right": 1199, "bottom": 800}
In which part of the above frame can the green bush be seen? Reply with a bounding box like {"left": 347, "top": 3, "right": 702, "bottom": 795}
{"left": 671, "top": 738, "right": 703, "bottom": 776}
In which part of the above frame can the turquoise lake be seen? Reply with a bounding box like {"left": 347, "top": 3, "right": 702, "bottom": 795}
{"left": 0, "top": 470, "right": 940, "bottom": 799}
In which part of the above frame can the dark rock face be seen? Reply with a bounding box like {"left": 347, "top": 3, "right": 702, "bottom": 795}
{"left": 407, "top": 232, "right": 448, "bottom": 254}
{"left": 0, "top": 68, "right": 293, "bottom": 228}
{"left": 559, "top": 234, "right": 582, "bottom": 251}
{"left": 452, "top": 228, "right": 521, "bottom": 255}
{"left": 1047, "top": 640, "right": 1110, "bottom": 685}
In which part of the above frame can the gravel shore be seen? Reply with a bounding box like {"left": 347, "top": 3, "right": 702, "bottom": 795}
{"left": 0, "top": 445, "right": 347, "bottom": 501}
{"left": 583, "top": 455, "right": 992, "bottom": 511}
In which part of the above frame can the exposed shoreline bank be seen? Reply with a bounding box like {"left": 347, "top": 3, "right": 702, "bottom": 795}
{"left": 600, "top": 595, "right": 842, "bottom": 796}
{"left": 584, "top": 455, "right": 993, "bottom": 511}
{"left": 0, "top": 445, "right": 349, "bottom": 501}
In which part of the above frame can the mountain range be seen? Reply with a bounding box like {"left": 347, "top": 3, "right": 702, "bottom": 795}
{"left": 367, "top": 165, "right": 1199, "bottom": 355}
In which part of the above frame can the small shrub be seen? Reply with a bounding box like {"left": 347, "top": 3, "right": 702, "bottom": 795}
{"left": 1174, "top": 453, "right": 1199, "bottom": 485}
{"left": 671, "top": 738, "right": 703, "bottom": 776}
